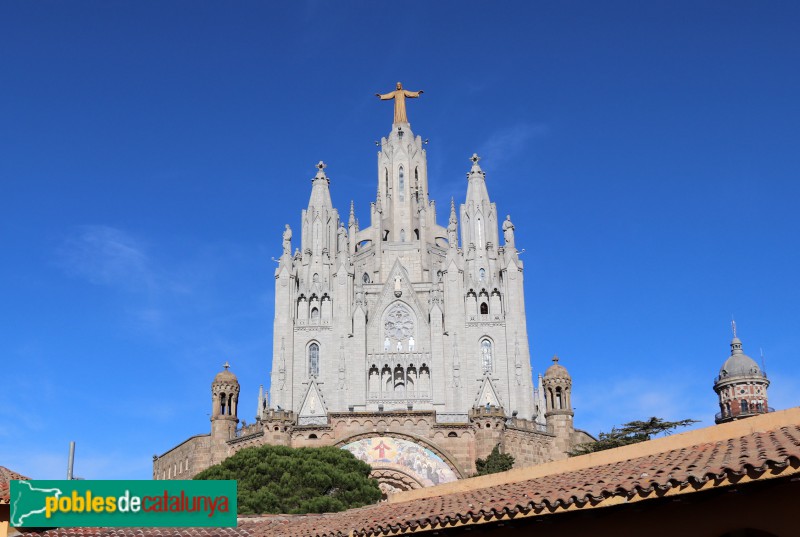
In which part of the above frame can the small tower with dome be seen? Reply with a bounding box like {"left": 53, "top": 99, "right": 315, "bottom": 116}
{"left": 211, "top": 361, "right": 240, "bottom": 442}
{"left": 713, "top": 322, "right": 771, "bottom": 424}
{"left": 542, "top": 355, "right": 575, "bottom": 457}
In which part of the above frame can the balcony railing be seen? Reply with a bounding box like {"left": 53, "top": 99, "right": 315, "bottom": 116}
{"left": 715, "top": 407, "right": 774, "bottom": 421}
{"left": 713, "top": 370, "right": 768, "bottom": 384}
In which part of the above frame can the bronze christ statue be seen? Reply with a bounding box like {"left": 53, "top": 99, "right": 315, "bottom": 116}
{"left": 376, "top": 82, "right": 423, "bottom": 124}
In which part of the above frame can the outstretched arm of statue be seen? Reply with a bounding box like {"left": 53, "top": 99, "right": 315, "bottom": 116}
{"left": 377, "top": 91, "right": 396, "bottom": 100}
{"left": 403, "top": 90, "right": 423, "bottom": 98}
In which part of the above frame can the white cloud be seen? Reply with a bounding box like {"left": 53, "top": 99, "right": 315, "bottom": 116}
{"left": 56, "top": 225, "right": 153, "bottom": 291}
{"left": 477, "top": 123, "right": 549, "bottom": 172}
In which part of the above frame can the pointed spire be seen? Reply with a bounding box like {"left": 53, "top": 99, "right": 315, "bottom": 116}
{"left": 449, "top": 197, "right": 457, "bottom": 224}
{"left": 348, "top": 200, "right": 355, "bottom": 226}
{"left": 730, "top": 322, "right": 744, "bottom": 354}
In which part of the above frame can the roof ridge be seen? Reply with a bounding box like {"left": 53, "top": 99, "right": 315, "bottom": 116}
{"left": 388, "top": 406, "right": 800, "bottom": 504}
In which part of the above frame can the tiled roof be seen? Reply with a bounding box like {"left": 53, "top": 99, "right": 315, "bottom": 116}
{"left": 1, "top": 466, "right": 31, "bottom": 504}
{"left": 15, "top": 408, "right": 800, "bottom": 537}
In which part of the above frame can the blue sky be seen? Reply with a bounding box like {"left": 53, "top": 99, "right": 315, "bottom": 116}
{"left": 1, "top": 2, "right": 798, "bottom": 479}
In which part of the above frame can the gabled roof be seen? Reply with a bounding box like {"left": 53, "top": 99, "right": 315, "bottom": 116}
{"left": 0, "top": 466, "right": 30, "bottom": 504}
{"left": 18, "top": 408, "right": 800, "bottom": 537}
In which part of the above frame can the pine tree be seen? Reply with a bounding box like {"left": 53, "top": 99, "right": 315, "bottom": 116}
{"left": 475, "top": 445, "right": 515, "bottom": 475}
{"left": 570, "top": 417, "right": 698, "bottom": 456}
{"left": 194, "top": 444, "right": 382, "bottom": 514}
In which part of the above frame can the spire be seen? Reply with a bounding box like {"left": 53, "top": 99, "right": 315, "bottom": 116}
{"left": 730, "top": 319, "right": 743, "bottom": 354}
{"left": 449, "top": 197, "right": 457, "bottom": 224}
{"left": 348, "top": 200, "right": 356, "bottom": 226}
{"left": 307, "top": 161, "right": 333, "bottom": 210}
{"left": 375, "top": 183, "right": 382, "bottom": 213}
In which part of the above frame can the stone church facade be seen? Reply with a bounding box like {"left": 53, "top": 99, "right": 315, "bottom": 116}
{"left": 153, "top": 88, "right": 593, "bottom": 492}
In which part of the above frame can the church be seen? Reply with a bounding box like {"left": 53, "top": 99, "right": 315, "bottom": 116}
{"left": 152, "top": 83, "right": 594, "bottom": 492}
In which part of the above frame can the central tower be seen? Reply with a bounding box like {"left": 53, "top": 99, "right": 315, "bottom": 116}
{"left": 269, "top": 83, "right": 537, "bottom": 422}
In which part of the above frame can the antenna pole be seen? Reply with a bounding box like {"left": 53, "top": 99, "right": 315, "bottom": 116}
{"left": 67, "top": 441, "right": 75, "bottom": 480}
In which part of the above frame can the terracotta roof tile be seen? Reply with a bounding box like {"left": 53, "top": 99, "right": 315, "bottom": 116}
{"left": 16, "top": 416, "right": 800, "bottom": 537}
{"left": 1, "top": 466, "right": 31, "bottom": 504}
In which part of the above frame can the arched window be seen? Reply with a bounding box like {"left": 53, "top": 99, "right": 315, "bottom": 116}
{"left": 555, "top": 387, "right": 563, "bottom": 409}
{"left": 741, "top": 399, "right": 749, "bottom": 413}
{"left": 308, "top": 343, "right": 319, "bottom": 377}
{"left": 480, "top": 302, "right": 488, "bottom": 315}
{"left": 480, "top": 339, "right": 493, "bottom": 372}
{"left": 362, "top": 272, "right": 370, "bottom": 284}
{"left": 400, "top": 229, "right": 406, "bottom": 242}
{"left": 310, "top": 307, "right": 319, "bottom": 322}
{"left": 398, "top": 166, "right": 405, "bottom": 201}
{"left": 414, "top": 229, "right": 419, "bottom": 240}
{"left": 479, "top": 268, "right": 485, "bottom": 281}
{"left": 313, "top": 273, "right": 319, "bottom": 283}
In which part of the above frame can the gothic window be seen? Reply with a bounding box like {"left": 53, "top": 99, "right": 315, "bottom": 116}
{"left": 414, "top": 228, "right": 419, "bottom": 240}
{"left": 399, "top": 166, "right": 405, "bottom": 201}
{"left": 310, "top": 307, "right": 319, "bottom": 322}
{"left": 219, "top": 392, "right": 227, "bottom": 415}
{"left": 480, "top": 302, "right": 488, "bottom": 315}
{"left": 384, "top": 303, "right": 415, "bottom": 342}
{"left": 362, "top": 272, "right": 370, "bottom": 284}
{"left": 480, "top": 339, "right": 493, "bottom": 373}
{"left": 479, "top": 268, "right": 485, "bottom": 281}
{"left": 313, "top": 273, "right": 319, "bottom": 283}
{"left": 308, "top": 343, "right": 320, "bottom": 377}
{"left": 400, "top": 229, "right": 406, "bottom": 242}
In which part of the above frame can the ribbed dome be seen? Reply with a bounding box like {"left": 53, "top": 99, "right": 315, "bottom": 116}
{"left": 719, "top": 337, "right": 763, "bottom": 378}
{"left": 544, "top": 355, "right": 571, "bottom": 379}
{"left": 213, "top": 362, "right": 238, "bottom": 383}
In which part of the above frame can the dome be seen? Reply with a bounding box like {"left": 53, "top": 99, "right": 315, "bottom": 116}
{"left": 718, "top": 338, "right": 763, "bottom": 379}
{"left": 213, "top": 361, "right": 238, "bottom": 383}
{"left": 544, "top": 355, "right": 571, "bottom": 379}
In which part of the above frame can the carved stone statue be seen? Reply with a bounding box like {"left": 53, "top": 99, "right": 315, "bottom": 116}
{"left": 384, "top": 336, "right": 391, "bottom": 352}
{"left": 502, "top": 215, "right": 515, "bottom": 248}
{"left": 282, "top": 224, "right": 292, "bottom": 256}
{"left": 337, "top": 223, "right": 347, "bottom": 253}
{"left": 408, "top": 337, "right": 415, "bottom": 352}
{"left": 376, "top": 82, "right": 423, "bottom": 124}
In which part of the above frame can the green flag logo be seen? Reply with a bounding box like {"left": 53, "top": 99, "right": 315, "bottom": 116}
{"left": 10, "top": 480, "right": 237, "bottom": 528}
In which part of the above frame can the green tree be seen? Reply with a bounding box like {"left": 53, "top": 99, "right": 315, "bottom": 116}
{"left": 194, "top": 444, "right": 382, "bottom": 515}
{"left": 475, "top": 445, "right": 515, "bottom": 476}
{"left": 570, "top": 417, "right": 698, "bottom": 456}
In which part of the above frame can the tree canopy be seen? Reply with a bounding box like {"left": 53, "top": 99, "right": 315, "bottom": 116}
{"left": 194, "top": 444, "right": 382, "bottom": 514}
{"left": 570, "top": 417, "right": 698, "bottom": 456}
{"left": 475, "top": 445, "right": 515, "bottom": 476}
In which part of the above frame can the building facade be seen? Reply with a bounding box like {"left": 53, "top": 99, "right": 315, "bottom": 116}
{"left": 153, "top": 87, "right": 593, "bottom": 492}
{"left": 713, "top": 322, "right": 771, "bottom": 424}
